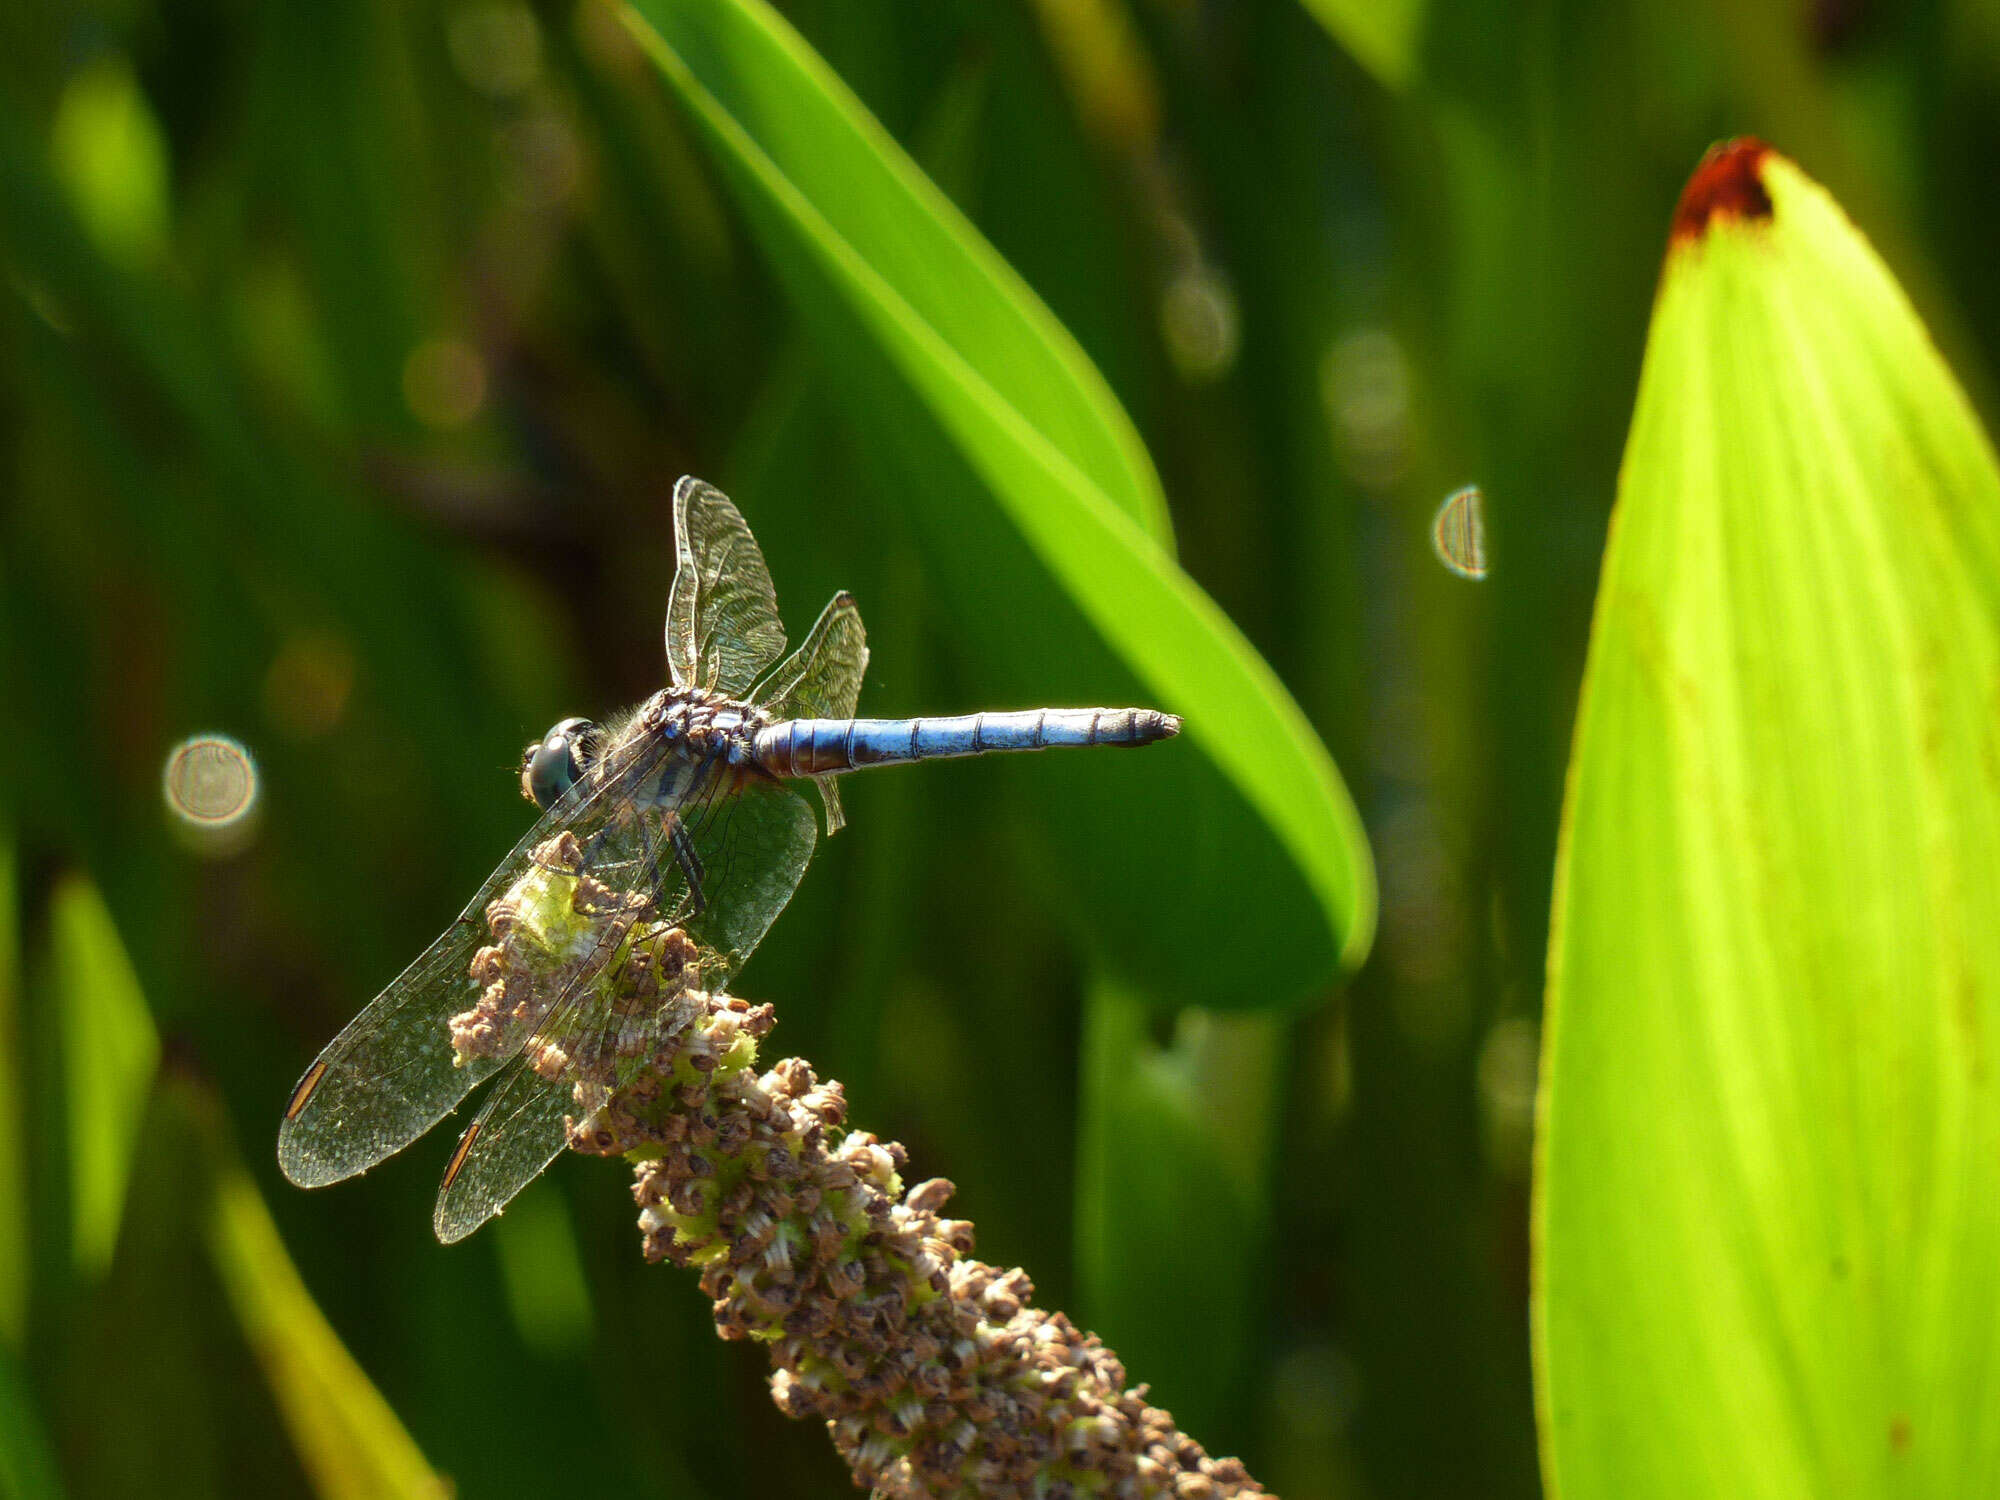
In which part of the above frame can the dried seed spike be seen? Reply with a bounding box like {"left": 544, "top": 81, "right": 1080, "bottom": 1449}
{"left": 569, "top": 975, "right": 1265, "bottom": 1495}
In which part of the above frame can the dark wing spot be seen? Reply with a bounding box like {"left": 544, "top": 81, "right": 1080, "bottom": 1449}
{"left": 1671, "top": 138, "right": 1775, "bottom": 244}
{"left": 284, "top": 1059, "right": 328, "bottom": 1120}
{"left": 441, "top": 1119, "right": 483, "bottom": 1191}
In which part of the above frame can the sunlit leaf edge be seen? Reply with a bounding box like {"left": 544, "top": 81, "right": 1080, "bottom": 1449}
{"left": 622, "top": 0, "right": 1168, "bottom": 540}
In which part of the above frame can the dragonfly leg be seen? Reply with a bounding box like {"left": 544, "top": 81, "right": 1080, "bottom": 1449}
{"left": 667, "top": 813, "right": 708, "bottom": 917}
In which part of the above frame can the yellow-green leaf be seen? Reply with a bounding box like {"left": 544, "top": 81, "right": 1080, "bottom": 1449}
{"left": 1537, "top": 141, "right": 2000, "bottom": 1497}
{"left": 208, "top": 1165, "right": 449, "bottom": 1500}
{"left": 52, "top": 874, "right": 159, "bottom": 1279}
{"left": 49, "top": 56, "right": 171, "bottom": 268}
{"left": 1295, "top": 0, "right": 1424, "bottom": 90}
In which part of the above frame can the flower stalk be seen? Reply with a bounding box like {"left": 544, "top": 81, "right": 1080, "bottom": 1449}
{"left": 473, "top": 835, "right": 1270, "bottom": 1497}
{"left": 590, "top": 989, "right": 1265, "bottom": 1498}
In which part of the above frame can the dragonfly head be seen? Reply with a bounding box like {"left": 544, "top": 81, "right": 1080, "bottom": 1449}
{"left": 520, "top": 716, "right": 602, "bottom": 809}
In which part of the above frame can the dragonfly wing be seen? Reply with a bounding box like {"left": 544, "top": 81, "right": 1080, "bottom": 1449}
{"left": 754, "top": 590, "right": 868, "bottom": 720}
{"left": 561, "top": 753, "right": 815, "bottom": 987}
{"left": 432, "top": 776, "right": 808, "bottom": 1242}
{"left": 431, "top": 1048, "right": 575, "bottom": 1244}
{"left": 676, "top": 772, "right": 818, "bottom": 988}
{"left": 277, "top": 918, "right": 501, "bottom": 1188}
{"left": 754, "top": 592, "right": 868, "bottom": 833}
{"left": 664, "top": 477, "right": 788, "bottom": 696}
{"left": 276, "top": 734, "right": 670, "bottom": 1188}
{"left": 433, "top": 918, "right": 704, "bottom": 1244}
{"left": 811, "top": 776, "right": 846, "bottom": 836}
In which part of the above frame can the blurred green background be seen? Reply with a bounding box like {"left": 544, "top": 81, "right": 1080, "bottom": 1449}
{"left": 3, "top": 0, "right": 1998, "bottom": 1496}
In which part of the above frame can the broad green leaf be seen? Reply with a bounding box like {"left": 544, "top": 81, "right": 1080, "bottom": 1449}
{"left": 1537, "top": 141, "right": 2000, "bottom": 1498}
{"left": 619, "top": 0, "right": 1374, "bottom": 1005}
{"left": 630, "top": 0, "right": 1166, "bottom": 537}
{"left": 1295, "top": 0, "right": 1424, "bottom": 90}
{"left": 51, "top": 875, "right": 159, "bottom": 1279}
{"left": 0, "top": 826, "right": 22, "bottom": 1346}
{"left": 208, "top": 1165, "right": 449, "bottom": 1500}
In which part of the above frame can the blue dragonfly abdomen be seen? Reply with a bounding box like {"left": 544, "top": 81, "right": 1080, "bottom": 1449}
{"left": 752, "top": 707, "right": 1180, "bottom": 777}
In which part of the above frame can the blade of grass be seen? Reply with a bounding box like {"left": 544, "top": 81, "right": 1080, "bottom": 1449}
{"left": 50, "top": 874, "right": 159, "bottom": 1279}
{"left": 0, "top": 825, "right": 22, "bottom": 1346}
{"left": 1537, "top": 141, "right": 2000, "bottom": 1498}
{"left": 630, "top": 0, "right": 1167, "bottom": 537}
{"left": 1295, "top": 0, "right": 1424, "bottom": 90}
{"left": 0, "top": 1342, "right": 61, "bottom": 1500}
{"left": 208, "top": 1163, "right": 450, "bottom": 1500}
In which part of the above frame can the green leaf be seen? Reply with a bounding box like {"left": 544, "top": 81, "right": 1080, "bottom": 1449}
{"left": 0, "top": 826, "right": 23, "bottom": 1347}
{"left": 50, "top": 875, "right": 159, "bottom": 1279}
{"left": 207, "top": 1164, "right": 449, "bottom": 1500}
{"left": 1022, "top": 0, "right": 1163, "bottom": 155}
{"left": 1294, "top": 0, "right": 1424, "bottom": 90}
{"left": 636, "top": 0, "right": 1166, "bottom": 537}
{"left": 490, "top": 1185, "right": 595, "bottom": 1359}
{"left": 1075, "top": 973, "right": 1280, "bottom": 1448}
{"left": 1537, "top": 141, "right": 2000, "bottom": 1497}
{"left": 0, "top": 1342, "right": 62, "bottom": 1500}
{"left": 49, "top": 55, "right": 171, "bottom": 268}
{"left": 619, "top": 0, "right": 1374, "bottom": 1004}
{"left": 60, "top": 1074, "right": 233, "bottom": 1497}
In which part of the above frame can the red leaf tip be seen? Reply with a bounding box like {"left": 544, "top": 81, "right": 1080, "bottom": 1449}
{"left": 1670, "top": 138, "right": 1775, "bottom": 244}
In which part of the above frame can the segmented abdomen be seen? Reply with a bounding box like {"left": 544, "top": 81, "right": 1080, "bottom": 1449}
{"left": 752, "top": 708, "right": 1180, "bottom": 777}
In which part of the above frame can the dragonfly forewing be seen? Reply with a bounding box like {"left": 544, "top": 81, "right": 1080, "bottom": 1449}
{"left": 276, "top": 734, "right": 672, "bottom": 1189}
{"left": 434, "top": 921, "right": 705, "bottom": 1243}
{"left": 665, "top": 478, "right": 787, "bottom": 697}
{"left": 428, "top": 776, "right": 808, "bottom": 1239}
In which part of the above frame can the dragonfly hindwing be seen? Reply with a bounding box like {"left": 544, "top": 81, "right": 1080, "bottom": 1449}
{"left": 664, "top": 477, "right": 787, "bottom": 696}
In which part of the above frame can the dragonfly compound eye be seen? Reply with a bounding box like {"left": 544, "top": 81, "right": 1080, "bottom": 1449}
{"left": 522, "top": 717, "right": 600, "bottom": 809}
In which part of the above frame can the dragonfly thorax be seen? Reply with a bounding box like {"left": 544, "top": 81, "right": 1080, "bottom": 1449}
{"left": 641, "top": 687, "right": 773, "bottom": 766}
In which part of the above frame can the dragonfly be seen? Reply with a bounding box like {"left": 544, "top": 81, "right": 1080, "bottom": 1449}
{"left": 278, "top": 477, "right": 1180, "bottom": 1242}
